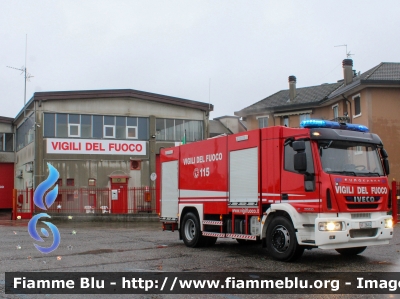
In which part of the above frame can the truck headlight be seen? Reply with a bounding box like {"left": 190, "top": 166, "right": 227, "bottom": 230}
{"left": 385, "top": 218, "right": 393, "bottom": 229}
{"left": 318, "top": 221, "right": 344, "bottom": 231}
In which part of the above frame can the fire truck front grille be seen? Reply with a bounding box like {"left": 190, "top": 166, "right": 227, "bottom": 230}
{"left": 349, "top": 228, "right": 378, "bottom": 238}
{"left": 347, "top": 204, "right": 379, "bottom": 210}
{"left": 351, "top": 213, "right": 371, "bottom": 219}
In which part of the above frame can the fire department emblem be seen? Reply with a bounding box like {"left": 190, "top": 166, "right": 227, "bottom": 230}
{"left": 193, "top": 168, "right": 199, "bottom": 178}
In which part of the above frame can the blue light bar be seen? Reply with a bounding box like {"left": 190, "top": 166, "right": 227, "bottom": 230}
{"left": 300, "top": 119, "right": 369, "bottom": 132}
{"left": 344, "top": 123, "right": 369, "bottom": 132}
{"left": 300, "top": 119, "right": 340, "bottom": 129}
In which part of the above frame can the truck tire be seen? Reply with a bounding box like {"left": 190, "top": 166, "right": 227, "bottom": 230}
{"left": 181, "top": 212, "right": 203, "bottom": 247}
{"left": 266, "top": 216, "right": 304, "bottom": 262}
{"left": 335, "top": 246, "right": 367, "bottom": 256}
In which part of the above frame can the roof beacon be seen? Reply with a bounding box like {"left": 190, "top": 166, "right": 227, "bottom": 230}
{"left": 300, "top": 119, "right": 369, "bottom": 132}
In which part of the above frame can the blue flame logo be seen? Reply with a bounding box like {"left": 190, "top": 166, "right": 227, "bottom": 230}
{"left": 28, "top": 163, "right": 61, "bottom": 254}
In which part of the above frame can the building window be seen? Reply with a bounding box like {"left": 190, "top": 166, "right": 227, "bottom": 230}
{"left": 116, "top": 116, "right": 125, "bottom": 139}
{"left": 44, "top": 113, "right": 55, "bottom": 137}
{"left": 81, "top": 114, "right": 92, "bottom": 138}
{"left": 44, "top": 113, "right": 149, "bottom": 140}
{"left": 67, "top": 178, "right": 74, "bottom": 186}
{"left": 126, "top": 126, "right": 137, "bottom": 139}
{"left": 166, "top": 119, "right": 175, "bottom": 140}
{"left": 104, "top": 125, "right": 115, "bottom": 138}
{"left": 137, "top": 117, "right": 149, "bottom": 139}
{"left": 104, "top": 116, "right": 115, "bottom": 138}
{"left": 92, "top": 115, "right": 103, "bottom": 138}
{"left": 5, "top": 133, "right": 13, "bottom": 151}
{"left": 56, "top": 114, "right": 68, "bottom": 138}
{"left": 156, "top": 118, "right": 203, "bottom": 142}
{"left": 353, "top": 94, "right": 361, "bottom": 117}
{"left": 16, "top": 113, "right": 35, "bottom": 151}
{"left": 0, "top": 133, "right": 14, "bottom": 152}
{"left": 57, "top": 178, "right": 62, "bottom": 187}
{"left": 156, "top": 119, "right": 165, "bottom": 140}
{"left": 332, "top": 104, "right": 339, "bottom": 119}
{"left": 88, "top": 178, "right": 96, "bottom": 186}
{"left": 283, "top": 117, "right": 289, "bottom": 127}
{"left": 68, "top": 114, "right": 80, "bottom": 137}
{"left": 68, "top": 124, "right": 80, "bottom": 137}
{"left": 257, "top": 116, "right": 269, "bottom": 128}
{"left": 299, "top": 114, "right": 310, "bottom": 125}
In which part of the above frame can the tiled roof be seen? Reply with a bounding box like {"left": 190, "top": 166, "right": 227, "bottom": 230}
{"left": 360, "top": 62, "right": 400, "bottom": 81}
{"left": 328, "top": 62, "right": 400, "bottom": 99}
{"left": 236, "top": 82, "right": 342, "bottom": 116}
{"left": 236, "top": 62, "right": 400, "bottom": 117}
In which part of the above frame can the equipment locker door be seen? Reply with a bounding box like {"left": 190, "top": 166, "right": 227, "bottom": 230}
{"left": 229, "top": 147, "right": 258, "bottom": 205}
{"left": 161, "top": 160, "right": 179, "bottom": 218}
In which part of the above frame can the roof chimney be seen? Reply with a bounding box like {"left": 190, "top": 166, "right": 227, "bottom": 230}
{"left": 288, "top": 75, "right": 296, "bottom": 101}
{"left": 342, "top": 59, "right": 353, "bottom": 86}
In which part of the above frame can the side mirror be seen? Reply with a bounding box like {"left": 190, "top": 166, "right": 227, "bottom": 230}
{"left": 384, "top": 159, "right": 390, "bottom": 175}
{"left": 294, "top": 152, "right": 307, "bottom": 172}
{"left": 293, "top": 140, "right": 306, "bottom": 151}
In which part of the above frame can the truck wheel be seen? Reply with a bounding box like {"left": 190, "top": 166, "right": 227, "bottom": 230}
{"left": 181, "top": 212, "right": 203, "bottom": 247}
{"left": 266, "top": 216, "right": 304, "bottom": 262}
{"left": 335, "top": 247, "right": 367, "bottom": 256}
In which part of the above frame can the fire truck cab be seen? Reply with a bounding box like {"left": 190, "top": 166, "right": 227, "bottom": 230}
{"left": 160, "top": 120, "right": 393, "bottom": 261}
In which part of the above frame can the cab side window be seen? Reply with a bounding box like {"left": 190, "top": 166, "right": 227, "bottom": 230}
{"left": 284, "top": 140, "right": 314, "bottom": 174}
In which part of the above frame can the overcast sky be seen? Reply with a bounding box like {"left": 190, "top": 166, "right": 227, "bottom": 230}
{"left": 1, "top": 1, "right": 399, "bottom": 119}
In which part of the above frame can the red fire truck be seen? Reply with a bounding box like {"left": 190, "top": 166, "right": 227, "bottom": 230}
{"left": 159, "top": 120, "right": 393, "bottom": 261}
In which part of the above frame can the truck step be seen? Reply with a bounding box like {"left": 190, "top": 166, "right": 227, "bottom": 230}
{"left": 226, "top": 234, "right": 257, "bottom": 240}
{"left": 202, "top": 232, "right": 226, "bottom": 238}
{"left": 202, "top": 220, "right": 223, "bottom": 226}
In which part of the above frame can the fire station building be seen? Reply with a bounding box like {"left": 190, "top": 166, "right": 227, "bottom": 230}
{"left": 1, "top": 89, "right": 212, "bottom": 215}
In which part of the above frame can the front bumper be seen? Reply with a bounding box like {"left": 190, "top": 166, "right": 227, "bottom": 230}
{"left": 314, "top": 212, "right": 393, "bottom": 249}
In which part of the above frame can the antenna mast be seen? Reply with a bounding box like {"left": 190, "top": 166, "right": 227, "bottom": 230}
{"left": 334, "top": 44, "right": 355, "bottom": 58}
{"left": 6, "top": 34, "right": 34, "bottom": 118}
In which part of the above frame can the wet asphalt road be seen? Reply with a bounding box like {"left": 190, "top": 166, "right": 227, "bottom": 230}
{"left": 0, "top": 219, "right": 399, "bottom": 299}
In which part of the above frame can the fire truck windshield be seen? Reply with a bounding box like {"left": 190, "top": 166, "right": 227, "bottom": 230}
{"left": 318, "top": 140, "right": 384, "bottom": 176}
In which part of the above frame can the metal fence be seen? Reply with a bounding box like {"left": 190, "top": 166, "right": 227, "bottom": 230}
{"left": 14, "top": 187, "right": 158, "bottom": 215}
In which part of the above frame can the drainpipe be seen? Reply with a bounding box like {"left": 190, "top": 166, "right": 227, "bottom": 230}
{"left": 341, "top": 94, "right": 352, "bottom": 123}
